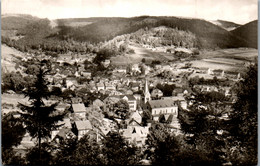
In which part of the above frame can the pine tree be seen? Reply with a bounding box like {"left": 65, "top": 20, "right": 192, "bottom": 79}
{"left": 18, "top": 61, "right": 66, "bottom": 164}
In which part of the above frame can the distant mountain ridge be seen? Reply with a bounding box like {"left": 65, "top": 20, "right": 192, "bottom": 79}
{"left": 209, "top": 20, "right": 241, "bottom": 31}
{"left": 1, "top": 14, "right": 256, "bottom": 49}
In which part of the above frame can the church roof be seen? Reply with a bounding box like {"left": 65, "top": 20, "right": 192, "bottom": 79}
{"left": 148, "top": 99, "right": 177, "bottom": 109}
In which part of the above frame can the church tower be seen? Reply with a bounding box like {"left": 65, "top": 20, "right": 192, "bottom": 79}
{"left": 144, "top": 79, "right": 151, "bottom": 104}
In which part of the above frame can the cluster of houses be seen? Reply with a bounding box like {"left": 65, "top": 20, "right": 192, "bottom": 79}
{"left": 46, "top": 79, "right": 187, "bottom": 149}
{"left": 4, "top": 49, "right": 243, "bottom": 158}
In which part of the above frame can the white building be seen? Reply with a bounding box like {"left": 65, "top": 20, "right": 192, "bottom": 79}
{"left": 147, "top": 99, "right": 178, "bottom": 121}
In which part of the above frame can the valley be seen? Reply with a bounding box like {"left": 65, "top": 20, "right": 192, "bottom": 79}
{"left": 1, "top": 13, "right": 258, "bottom": 166}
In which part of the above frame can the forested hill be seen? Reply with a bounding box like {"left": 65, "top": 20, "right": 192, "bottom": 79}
{"left": 1, "top": 15, "right": 254, "bottom": 49}
{"left": 55, "top": 16, "right": 249, "bottom": 48}
{"left": 231, "top": 20, "right": 258, "bottom": 48}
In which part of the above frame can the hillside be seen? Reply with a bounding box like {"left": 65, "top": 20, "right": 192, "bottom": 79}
{"left": 209, "top": 20, "right": 240, "bottom": 31}
{"left": 1, "top": 15, "right": 254, "bottom": 50}
{"left": 128, "top": 26, "right": 198, "bottom": 48}
{"left": 231, "top": 20, "right": 257, "bottom": 48}
{"left": 55, "top": 16, "right": 248, "bottom": 48}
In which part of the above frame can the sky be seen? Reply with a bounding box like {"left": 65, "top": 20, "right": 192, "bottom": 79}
{"left": 2, "top": 0, "right": 258, "bottom": 24}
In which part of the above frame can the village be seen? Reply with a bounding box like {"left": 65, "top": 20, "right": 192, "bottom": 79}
{"left": 1, "top": 46, "right": 243, "bottom": 158}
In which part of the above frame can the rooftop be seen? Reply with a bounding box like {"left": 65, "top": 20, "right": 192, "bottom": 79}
{"left": 75, "top": 120, "right": 92, "bottom": 130}
{"left": 72, "top": 103, "right": 86, "bottom": 113}
{"left": 148, "top": 99, "right": 177, "bottom": 109}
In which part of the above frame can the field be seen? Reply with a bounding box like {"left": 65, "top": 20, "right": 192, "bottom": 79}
{"left": 110, "top": 44, "right": 175, "bottom": 65}
{"left": 64, "top": 21, "right": 93, "bottom": 27}
{"left": 1, "top": 45, "right": 27, "bottom": 73}
{"left": 111, "top": 44, "right": 257, "bottom": 72}
{"left": 190, "top": 48, "right": 257, "bottom": 72}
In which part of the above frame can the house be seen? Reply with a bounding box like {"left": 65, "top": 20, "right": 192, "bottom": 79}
{"left": 128, "top": 111, "right": 142, "bottom": 125}
{"left": 207, "top": 68, "right": 214, "bottom": 75}
{"left": 51, "top": 118, "right": 72, "bottom": 140}
{"left": 72, "top": 104, "right": 86, "bottom": 120}
{"left": 96, "top": 82, "right": 105, "bottom": 91}
{"left": 93, "top": 99, "right": 105, "bottom": 109}
{"left": 74, "top": 120, "right": 93, "bottom": 140}
{"left": 131, "top": 64, "right": 141, "bottom": 73}
{"left": 113, "top": 67, "right": 127, "bottom": 74}
{"left": 53, "top": 128, "right": 76, "bottom": 144}
{"left": 154, "top": 64, "right": 162, "bottom": 70}
{"left": 104, "top": 95, "right": 137, "bottom": 111}
{"left": 66, "top": 80, "right": 76, "bottom": 90}
{"left": 161, "top": 65, "right": 172, "bottom": 71}
{"left": 147, "top": 99, "right": 178, "bottom": 121}
{"left": 143, "top": 65, "right": 151, "bottom": 75}
{"left": 121, "top": 95, "right": 137, "bottom": 111}
{"left": 75, "top": 71, "right": 80, "bottom": 78}
{"left": 133, "top": 94, "right": 141, "bottom": 101}
{"left": 126, "top": 90, "right": 134, "bottom": 95}
{"left": 105, "top": 82, "right": 116, "bottom": 91}
{"left": 81, "top": 71, "right": 92, "bottom": 79}
{"left": 109, "top": 90, "right": 123, "bottom": 96}
{"left": 162, "top": 96, "right": 187, "bottom": 109}
{"left": 122, "top": 126, "right": 149, "bottom": 147}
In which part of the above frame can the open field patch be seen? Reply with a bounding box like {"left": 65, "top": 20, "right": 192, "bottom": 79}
{"left": 111, "top": 45, "right": 175, "bottom": 65}
{"left": 64, "top": 21, "right": 93, "bottom": 27}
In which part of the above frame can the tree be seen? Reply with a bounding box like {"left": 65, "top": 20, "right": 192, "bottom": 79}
{"left": 51, "top": 86, "right": 62, "bottom": 96}
{"left": 18, "top": 61, "right": 66, "bottom": 164}
{"left": 26, "top": 64, "right": 40, "bottom": 75}
{"left": 101, "top": 131, "right": 141, "bottom": 165}
{"left": 145, "top": 123, "right": 182, "bottom": 165}
{"left": 178, "top": 92, "right": 229, "bottom": 165}
{"left": 112, "top": 99, "right": 130, "bottom": 120}
{"left": 2, "top": 71, "right": 26, "bottom": 93}
{"left": 73, "top": 135, "right": 103, "bottom": 165}
{"left": 2, "top": 112, "right": 26, "bottom": 165}
{"left": 227, "top": 63, "right": 258, "bottom": 165}
{"left": 25, "top": 142, "right": 54, "bottom": 165}
{"left": 53, "top": 136, "right": 78, "bottom": 165}
{"left": 2, "top": 112, "right": 26, "bottom": 150}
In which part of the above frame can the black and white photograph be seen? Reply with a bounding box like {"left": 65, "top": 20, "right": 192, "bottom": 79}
{"left": 1, "top": 0, "right": 258, "bottom": 165}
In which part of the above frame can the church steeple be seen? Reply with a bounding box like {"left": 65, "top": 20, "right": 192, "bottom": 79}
{"left": 144, "top": 79, "right": 151, "bottom": 103}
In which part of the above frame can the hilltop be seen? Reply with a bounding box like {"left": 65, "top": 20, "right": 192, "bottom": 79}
{"left": 231, "top": 20, "right": 258, "bottom": 48}
{"left": 1, "top": 14, "right": 41, "bottom": 30}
